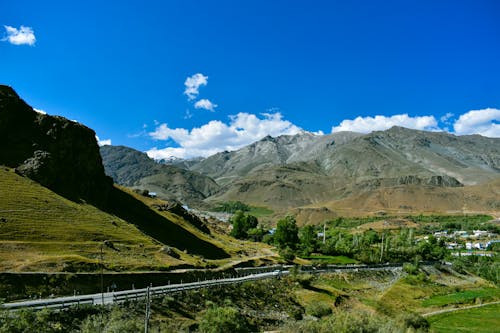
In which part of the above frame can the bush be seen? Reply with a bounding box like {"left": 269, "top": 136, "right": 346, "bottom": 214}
{"left": 80, "top": 307, "right": 142, "bottom": 333}
{"left": 279, "top": 247, "right": 296, "bottom": 263}
{"left": 401, "top": 312, "right": 430, "bottom": 330}
{"left": 403, "top": 263, "right": 418, "bottom": 275}
{"left": 198, "top": 305, "right": 250, "bottom": 333}
{"left": 306, "top": 302, "right": 332, "bottom": 318}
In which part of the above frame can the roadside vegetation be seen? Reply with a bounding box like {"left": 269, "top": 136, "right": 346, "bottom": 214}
{"left": 3, "top": 264, "right": 498, "bottom": 332}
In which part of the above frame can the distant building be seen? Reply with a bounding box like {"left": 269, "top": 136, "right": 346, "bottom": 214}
{"left": 433, "top": 231, "right": 448, "bottom": 238}
{"left": 149, "top": 192, "right": 157, "bottom": 198}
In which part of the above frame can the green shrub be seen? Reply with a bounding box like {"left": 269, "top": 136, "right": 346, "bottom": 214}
{"left": 279, "top": 247, "right": 296, "bottom": 263}
{"left": 403, "top": 263, "right": 418, "bottom": 275}
{"left": 306, "top": 302, "right": 332, "bottom": 318}
{"left": 401, "top": 312, "right": 430, "bottom": 330}
{"left": 80, "top": 307, "right": 142, "bottom": 333}
{"left": 198, "top": 305, "right": 250, "bottom": 333}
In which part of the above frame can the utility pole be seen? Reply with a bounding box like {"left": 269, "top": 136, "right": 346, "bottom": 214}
{"left": 380, "top": 233, "right": 384, "bottom": 262}
{"left": 100, "top": 243, "right": 104, "bottom": 305}
{"left": 323, "top": 223, "right": 326, "bottom": 244}
{"left": 144, "top": 284, "right": 151, "bottom": 333}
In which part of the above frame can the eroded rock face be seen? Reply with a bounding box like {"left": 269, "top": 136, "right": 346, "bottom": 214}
{"left": 0, "top": 85, "right": 112, "bottom": 204}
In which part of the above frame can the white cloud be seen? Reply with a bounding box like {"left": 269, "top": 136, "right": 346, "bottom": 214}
{"left": 96, "top": 135, "right": 112, "bottom": 146}
{"left": 440, "top": 112, "right": 454, "bottom": 123}
{"left": 453, "top": 108, "right": 500, "bottom": 137}
{"left": 3, "top": 25, "right": 36, "bottom": 46}
{"left": 33, "top": 108, "right": 46, "bottom": 115}
{"left": 194, "top": 99, "right": 217, "bottom": 112}
{"left": 147, "top": 112, "right": 302, "bottom": 159}
{"left": 331, "top": 114, "right": 438, "bottom": 133}
{"left": 184, "top": 73, "right": 208, "bottom": 100}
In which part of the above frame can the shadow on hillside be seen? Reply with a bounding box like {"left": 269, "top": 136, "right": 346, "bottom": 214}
{"left": 100, "top": 187, "right": 229, "bottom": 260}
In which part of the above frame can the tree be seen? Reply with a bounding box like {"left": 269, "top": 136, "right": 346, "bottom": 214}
{"left": 230, "top": 211, "right": 259, "bottom": 239}
{"left": 299, "top": 225, "right": 317, "bottom": 256}
{"left": 247, "top": 227, "right": 267, "bottom": 242}
{"left": 274, "top": 216, "right": 299, "bottom": 250}
{"left": 230, "top": 211, "right": 247, "bottom": 239}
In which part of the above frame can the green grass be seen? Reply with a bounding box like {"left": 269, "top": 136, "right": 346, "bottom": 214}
{"left": 422, "top": 288, "right": 500, "bottom": 307}
{"left": 247, "top": 205, "right": 274, "bottom": 217}
{"left": 428, "top": 303, "right": 500, "bottom": 333}
{"left": 0, "top": 168, "right": 231, "bottom": 272}
{"left": 302, "top": 255, "right": 358, "bottom": 264}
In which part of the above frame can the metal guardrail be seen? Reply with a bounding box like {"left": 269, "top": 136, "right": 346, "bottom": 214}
{"left": 2, "top": 271, "right": 286, "bottom": 310}
{"left": 2, "top": 262, "right": 408, "bottom": 311}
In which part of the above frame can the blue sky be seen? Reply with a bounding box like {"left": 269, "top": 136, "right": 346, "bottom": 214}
{"left": 1, "top": 0, "right": 499, "bottom": 159}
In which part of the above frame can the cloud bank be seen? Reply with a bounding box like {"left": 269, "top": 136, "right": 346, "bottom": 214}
{"left": 331, "top": 114, "right": 438, "bottom": 133}
{"left": 453, "top": 108, "right": 500, "bottom": 137}
{"left": 147, "top": 112, "right": 301, "bottom": 159}
{"left": 3, "top": 25, "right": 36, "bottom": 46}
{"left": 145, "top": 108, "right": 499, "bottom": 160}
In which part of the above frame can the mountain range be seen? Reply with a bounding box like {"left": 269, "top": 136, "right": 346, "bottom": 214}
{"left": 101, "top": 125, "right": 500, "bottom": 223}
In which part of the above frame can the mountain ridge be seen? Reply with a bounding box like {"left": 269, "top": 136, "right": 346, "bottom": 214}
{"left": 100, "top": 145, "right": 220, "bottom": 206}
{"left": 103, "top": 125, "right": 500, "bottom": 220}
{"left": 168, "top": 126, "right": 500, "bottom": 218}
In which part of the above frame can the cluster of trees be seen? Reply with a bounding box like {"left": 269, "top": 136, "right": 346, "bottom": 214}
{"left": 452, "top": 254, "right": 499, "bottom": 285}
{"left": 318, "top": 229, "right": 447, "bottom": 263}
{"left": 214, "top": 201, "right": 250, "bottom": 213}
{"left": 230, "top": 211, "right": 263, "bottom": 240}
{"left": 228, "top": 213, "right": 300, "bottom": 262}
{"left": 229, "top": 211, "right": 448, "bottom": 264}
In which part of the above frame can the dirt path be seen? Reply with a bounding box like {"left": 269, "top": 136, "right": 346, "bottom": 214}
{"left": 422, "top": 300, "right": 500, "bottom": 317}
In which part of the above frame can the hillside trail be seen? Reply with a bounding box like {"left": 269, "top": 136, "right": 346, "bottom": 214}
{"left": 422, "top": 300, "right": 500, "bottom": 317}
{"left": 216, "top": 247, "right": 279, "bottom": 271}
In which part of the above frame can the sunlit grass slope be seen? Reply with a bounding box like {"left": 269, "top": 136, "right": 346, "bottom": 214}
{"left": 0, "top": 167, "right": 229, "bottom": 271}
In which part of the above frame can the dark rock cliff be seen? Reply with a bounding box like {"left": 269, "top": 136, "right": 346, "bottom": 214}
{"left": 0, "top": 85, "right": 112, "bottom": 204}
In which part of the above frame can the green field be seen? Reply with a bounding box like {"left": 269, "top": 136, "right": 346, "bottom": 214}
{"left": 428, "top": 303, "right": 500, "bottom": 333}
{"left": 422, "top": 288, "right": 500, "bottom": 307}
{"left": 247, "top": 205, "right": 274, "bottom": 217}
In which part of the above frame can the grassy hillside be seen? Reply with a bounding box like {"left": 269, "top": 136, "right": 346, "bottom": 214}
{"left": 0, "top": 167, "right": 272, "bottom": 272}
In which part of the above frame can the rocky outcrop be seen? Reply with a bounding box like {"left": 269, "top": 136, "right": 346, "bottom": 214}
{"left": 426, "top": 175, "right": 463, "bottom": 187}
{"left": 0, "top": 85, "right": 112, "bottom": 204}
{"left": 153, "top": 200, "right": 211, "bottom": 234}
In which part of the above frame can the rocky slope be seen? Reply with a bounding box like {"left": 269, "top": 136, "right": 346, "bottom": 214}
{"left": 189, "top": 131, "right": 363, "bottom": 185}
{"left": 102, "top": 124, "right": 500, "bottom": 218}
{"left": 100, "top": 145, "right": 220, "bottom": 206}
{"left": 188, "top": 127, "right": 500, "bottom": 217}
